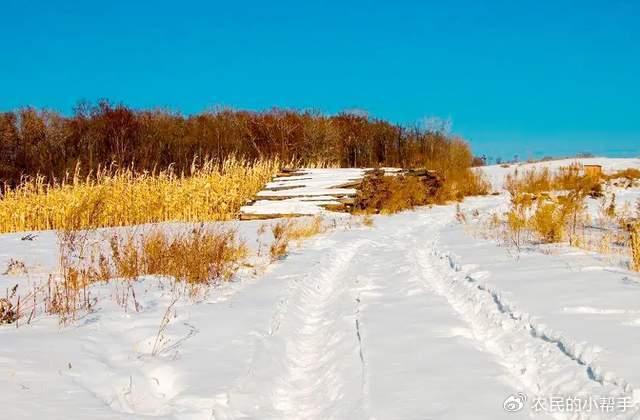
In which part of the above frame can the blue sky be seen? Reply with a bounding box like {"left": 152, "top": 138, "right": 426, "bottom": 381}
{"left": 1, "top": 0, "right": 638, "bottom": 160}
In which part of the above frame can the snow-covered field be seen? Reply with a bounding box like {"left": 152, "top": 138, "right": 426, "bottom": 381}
{"left": 481, "top": 157, "right": 640, "bottom": 191}
{"left": 2, "top": 158, "right": 640, "bottom": 419}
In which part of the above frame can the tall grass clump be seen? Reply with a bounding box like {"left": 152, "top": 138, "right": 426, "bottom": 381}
{"left": 0, "top": 157, "right": 279, "bottom": 233}
{"left": 505, "top": 163, "right": 602, "bottom": 197}
{"left": 631, "top": 224, "right": 640, "bottom": 272}
{"left": 269, "top": 216, "right": 326, "bottom": 261}
{"left": 499, "top": 164, "right": 598, "bottom": 248}
{"left": 103, "top": 225, "right": 248, "bottom": 284}
{"left": 423, "top": 138, "right": 490, "bottom": 200}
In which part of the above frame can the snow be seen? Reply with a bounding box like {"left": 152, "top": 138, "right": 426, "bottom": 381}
{"left": 3, "top": 157, "right": 640, "bottom": 419}
{"left": 2, "top": 213, "right": 540, "bottom": 419}
{"left": 241, "top": 168, "right": 366, "bottom": 216}
{"left": 438, "top": 202, "right": 640, "bottom": 396}
{"left": 479, "top": 157, "right": 640, "bottom": 191}
{"left": 257, "top": 168, "right": 365, "bottom": 197}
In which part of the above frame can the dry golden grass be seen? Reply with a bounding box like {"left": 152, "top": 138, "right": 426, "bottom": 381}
{"left": 35, "top": 224, "right": 248, "bottom": 324}
{"left": 0, "top": 157, "right": 279, "bottom": 233}
{"left": 361, "top": 214, "right": 374, "bottom": 227}
{"left": 495, "top": 173, "right": 640, "bottom": 270}
{"left": 422, "top": 138, "right": 491, "bottom": 200}
{"left": 439, "top": 169, "right": 491, "bottom": 201}
{"left": 505, "top": 192, "right": 587, "bottom": 246}
{"left": 631, "top": 224, "right": 640, "bottom": 272}
{"left": 104, "top": 226, "right": 248, "bottom": 284}
{"left": 269, "top": 216, "right": 326, "bottom": 261}
{"left": 505, "top": 163, "right": 601, "bottom": 197}
{"left": 506, "top": 168, "right": 553, "bottom": 195}
{"left": 499, "top": 164, "right": 593, "bottom": 249}
{"left": 40, "top": 228, "right": 101, "bottom": 323}
{"left": 606, "top": 168, "right": 640, "bottom": 181}
{"left": 529, "top": 202, "right": 565, "bottom": 243}
{"left": 498, "top": 163, "right": 640, "bottom": 255}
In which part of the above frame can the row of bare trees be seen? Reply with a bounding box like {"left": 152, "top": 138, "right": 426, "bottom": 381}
{"left": 0, "top": 101, "right": 475, "bottom": 185}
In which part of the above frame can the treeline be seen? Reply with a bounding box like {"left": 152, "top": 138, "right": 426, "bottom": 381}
{"left": 0, "top": 101, "right": 475, "bottom": 185}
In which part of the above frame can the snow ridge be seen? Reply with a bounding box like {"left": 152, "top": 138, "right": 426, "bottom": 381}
{"left": 214, "top": 238, "right": 369, "bottom": 419}
{"left": 418, "top": 242, "right": 640, "bottom": 419}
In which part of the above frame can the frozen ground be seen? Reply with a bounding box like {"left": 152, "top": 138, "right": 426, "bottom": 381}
{"left": 2, "top": 158, "right": 640, "bottom": 419}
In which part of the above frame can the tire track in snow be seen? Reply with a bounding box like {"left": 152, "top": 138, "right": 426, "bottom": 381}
{"left": 215, "top": 237, "right": 369, "bottom": 419}
{"left": 410, "top": 225, "right": 640, "bottom": 419}
{"left": 348, "top": 216, "right": 531, "bottom": 419}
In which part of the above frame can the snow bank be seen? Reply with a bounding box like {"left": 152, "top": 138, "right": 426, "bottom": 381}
{"left": 479, "top": 157, "right": 640, "bottom": 191}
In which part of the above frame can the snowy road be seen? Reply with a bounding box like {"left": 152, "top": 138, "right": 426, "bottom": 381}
{"left": 211, "top": 212, "right": 527, "bottom": 419}
{"left": 3, "top": 204, "right": 640, "bottom": 419}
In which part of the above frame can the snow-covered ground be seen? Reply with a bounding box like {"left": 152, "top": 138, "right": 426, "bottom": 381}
{"left": 480, "top": 157, "right": 640, "bottom": 191}
{"left": 479, "top": 157, "right": 640, "bottom": 228}
{"left": 2, "top": 157, "right": 640, "bottom": 419}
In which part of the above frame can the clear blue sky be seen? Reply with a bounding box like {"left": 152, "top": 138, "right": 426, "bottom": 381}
{"left": 1, "top": 0, "right": 638, "bottom": 160}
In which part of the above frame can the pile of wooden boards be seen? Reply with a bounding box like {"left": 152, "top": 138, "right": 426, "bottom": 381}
{"left": 238, "top": 167, "right": 440, "bottom": 220}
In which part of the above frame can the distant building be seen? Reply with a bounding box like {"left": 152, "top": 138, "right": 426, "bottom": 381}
{"left": 583, "top": 164, "right": 602, "bottom": 178}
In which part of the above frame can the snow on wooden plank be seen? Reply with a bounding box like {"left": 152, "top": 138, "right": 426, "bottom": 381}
{"left": 240, "top": 168, "right": 366, "bottom": 217}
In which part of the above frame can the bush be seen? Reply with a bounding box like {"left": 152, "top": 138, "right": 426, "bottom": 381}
{"left": 505, "top": 168, "right": 553, "bottom": 195}
{"left": 503, "top": 188, "right": 587, "bottom": 246}
{"left": 607, "top": 168, "right": 640, "bottom": 181}
{"left": 440, "top": 168, "right": 491, "bottom": 200}
{"left": 530, "top": 202, "right": 566, "bottom": 243}
{"left": 423, "top": 138, "right": 490, "bottom": 200}
{"left": 632, "top": 224, "right": 640, "bottom": 271}
{"left": 353, "top": 171, "right": 439, "bottom": 214}
{"left": 104, "top": 226, "right": 248, "bottom": 284}
{"left": 269, "top": 216, "right": 325, "bottom": 261}
{"left": 505, "top": 164, "right": 601, "bottom": 197}
{"left": 0, "top": 298, "right": 18, "bottom": 324}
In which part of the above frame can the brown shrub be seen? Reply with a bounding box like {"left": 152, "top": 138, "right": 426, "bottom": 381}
{"left": 105, "top": 226, "right": 248, "bottom": 284}
{"left": 505, "top": 193, "right": 534, "bottom": 248}
{"left": 530, "top": 202, "right": 566, "bottom": 243}
{"left": 43, "top": 228, "right": 100, "bottom": 323}
{"left": 503, "top": 187, "right": 587, "bottom": 247}
{"left": 353, "top": 171, "right": 440, "bottom": 214}
{"left": 269, "top": 216, "right": 325, "bottom": 261}
{"left": 45, "top": 271, "right": 97, "bottom": 324}
{"left": 269, "top": 221, "right": 290, "bottom": 261}
{"left": 439, "top": 169, "right": 491, "bottom": 201}
{"left": 505, "top": 164, "right": 601, "bottom": 197}
{"left": 505, "top": 168, "right": 553, "bottom": 195}
{"left": 607, "top": 168, "right": 640, "bottom": 181}
{"left": 0, "top": 297, "right": 18, "bottom": 324}
{"left": 555, "top": 164, "right": 602, "bottom": 195}
{"left": 422, "top": 138, "right": 490, "bottom": 200}
{"left": 631, "top": 224, "right": 640, "bottom": 271}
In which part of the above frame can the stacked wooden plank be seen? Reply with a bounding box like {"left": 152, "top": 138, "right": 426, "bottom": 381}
{"left": 239, "top": 168, "right": 366, "bottom": 220}
{"left": 239, "top": 167, "right": 437, "bottom": 219}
